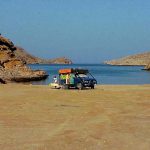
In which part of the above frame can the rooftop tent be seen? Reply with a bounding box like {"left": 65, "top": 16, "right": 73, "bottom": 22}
{"left": 59, "top": 68, "right": 89, "bottom": 74}
{"left": 59, "top": 68, "right": 73, "bottom": 74}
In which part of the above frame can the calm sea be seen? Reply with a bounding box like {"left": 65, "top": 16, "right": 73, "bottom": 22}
{"left": 28, "top": 64, "right": 150, "bottom": 85}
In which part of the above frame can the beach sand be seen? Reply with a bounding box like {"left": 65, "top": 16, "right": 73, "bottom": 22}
{"left": 0, "top": 84, "right": 150, "bottom": 150}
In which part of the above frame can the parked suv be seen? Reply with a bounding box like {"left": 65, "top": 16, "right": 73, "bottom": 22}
{"left": 59, "top": 68, "right": 97, "bottom": 89}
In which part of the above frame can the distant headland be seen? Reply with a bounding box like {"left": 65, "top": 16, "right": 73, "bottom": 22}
{"left": 14, "top": 46, "right": 72, "bottom": 65}
{"left": 104, "top": 52, "right": 150, "bottom": 70}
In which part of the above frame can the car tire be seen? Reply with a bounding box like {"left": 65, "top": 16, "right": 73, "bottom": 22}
{"left": 62, "top": 84, "right": 69, "bottom": 89}
{"left": 77, "top": 83, "right": 83, "bottom": 90}
{"left": 90, "top": 81, "right": 94, "bottom": 89}
{"left": 91, "top": 84, "right": 94, "bottom": 89}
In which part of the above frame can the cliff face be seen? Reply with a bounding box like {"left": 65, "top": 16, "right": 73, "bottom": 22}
{"left": 105, "top": 52, "right": 150, "bottom": 66}
{"left": 0, "top": 36, "right": 48, "bottom": 83}
{"left": 14, "top": 46, "right": 73, "bottom": 64}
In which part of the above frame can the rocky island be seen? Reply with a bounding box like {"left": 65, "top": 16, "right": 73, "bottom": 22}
{"left": 104, "top": 52, "right": 150, "bottom": 70}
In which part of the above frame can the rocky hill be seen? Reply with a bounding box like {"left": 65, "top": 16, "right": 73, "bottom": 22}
{"left": 14, "top": 46, "right": 72, "bottom": 64}
{"left": 0, "top": 35, "right": 48, "bottom": 83}
{"left": 14, "top": 46, "right": 44, "bottom": 64}
{"left": 105, "top": 52, "right": 150, "bottom": 66}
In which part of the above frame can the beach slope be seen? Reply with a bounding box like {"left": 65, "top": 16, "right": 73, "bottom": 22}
{"left": 0, "top": 85, "right": 150, "bottom": 150}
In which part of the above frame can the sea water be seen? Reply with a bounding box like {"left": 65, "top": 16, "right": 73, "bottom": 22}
{"left": 28, "top": 64, "right": 150, "bottom": 85}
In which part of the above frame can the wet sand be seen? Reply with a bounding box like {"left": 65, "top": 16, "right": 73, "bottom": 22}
{"left": 0, "top": 84, "right": 150, "bottom": 150}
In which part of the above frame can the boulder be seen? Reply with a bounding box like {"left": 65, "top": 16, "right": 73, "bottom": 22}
{"left": 144, "top": 63, "right": 150, "bottom": 70}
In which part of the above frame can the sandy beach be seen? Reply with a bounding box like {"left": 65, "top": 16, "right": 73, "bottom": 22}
{"left": 0, "top": 84, "right": 150, "bottom": 150}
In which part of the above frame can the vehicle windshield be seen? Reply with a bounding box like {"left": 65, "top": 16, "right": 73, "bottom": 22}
{"left": 78, "top": 74, "right": 88, "bottom": 78}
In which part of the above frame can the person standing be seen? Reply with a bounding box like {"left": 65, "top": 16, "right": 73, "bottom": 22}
{"left": 66, "top": 74, "right": 70, "bottom": 84}
{"left": 70, "top": 74, "right": 74, "bottom": 84}
{"left": 53, "top": 76, "right": 57, "bottom": 83}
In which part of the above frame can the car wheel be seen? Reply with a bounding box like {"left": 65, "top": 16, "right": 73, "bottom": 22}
{"left": 62, "top": 84, "right": 69, "bottom": 89}
{"left": 90, "top": 81, "right": 95, "bottom": 89}
{"left": 77, "top": 83, "right": 83, "bottom": 90}
{"left": 91, "top": 84, "right": 94, "bottom": 89}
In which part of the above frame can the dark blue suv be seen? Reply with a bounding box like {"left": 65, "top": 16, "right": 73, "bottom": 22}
{"left": 59, "top": 68, "right": 97, "bottom": 89}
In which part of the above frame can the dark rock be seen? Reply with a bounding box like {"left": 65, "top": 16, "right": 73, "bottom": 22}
{"left": 144, "top": 64, "right": 150, "bottom": 71}
{"left": 0, "top": 35, "right": 16, "bottom": 51}
{"left": 0, "top": 78, "right": 6, "bottom": 84}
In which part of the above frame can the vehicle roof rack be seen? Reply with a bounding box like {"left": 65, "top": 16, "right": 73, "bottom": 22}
{"left": 74, "top": 68, "right": 89, "bottom": 74}
{"left": 59, "top": 68, "right": 89, "bottom": 74}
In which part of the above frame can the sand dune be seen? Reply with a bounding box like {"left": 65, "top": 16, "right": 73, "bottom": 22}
{"left": 0, "top": 84, "right": 150, "bottom": 150}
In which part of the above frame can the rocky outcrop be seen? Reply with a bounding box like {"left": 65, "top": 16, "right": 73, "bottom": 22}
{"left": 105, "top": 52, "right": 150, "bottom": 66}
{"left": 0, "top": 35, "right": 48, "bottom": 83}
{"left": 144, "top": 63, "right": 150, "bottom": 70}
{"left": 0, "top": 36, "right": 16, "bottom": 51}
{"left": 0, "top": 78, "right": 6, "bottom": 84}
{"left": 14, "top": 46, "right": 73, "bottom": 64}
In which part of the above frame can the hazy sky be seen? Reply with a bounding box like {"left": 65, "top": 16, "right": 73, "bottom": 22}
{"left": 0, "top": 0, "right": 150, "bottom": 63}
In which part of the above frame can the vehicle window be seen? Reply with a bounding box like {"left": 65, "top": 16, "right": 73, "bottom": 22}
{"left": 78, "top": 74, "right": 88, "bottom": 77}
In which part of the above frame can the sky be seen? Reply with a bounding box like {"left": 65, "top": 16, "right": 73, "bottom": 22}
{"left": 0, "top": 0, "right": 150, "bottom": 63}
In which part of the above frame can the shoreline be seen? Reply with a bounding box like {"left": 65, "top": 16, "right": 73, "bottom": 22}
{"left": 1, "top": 83, "right": 150, "bottom": 86}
